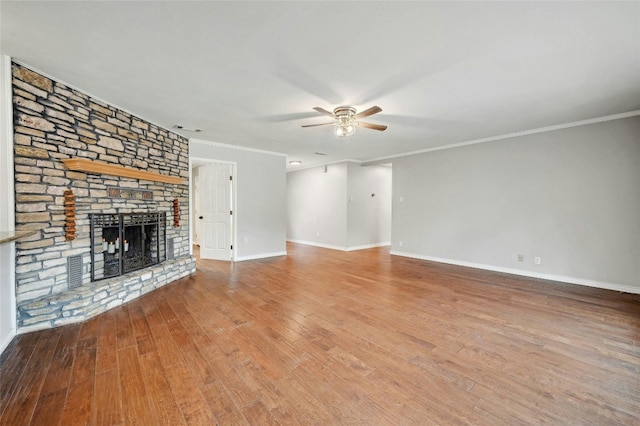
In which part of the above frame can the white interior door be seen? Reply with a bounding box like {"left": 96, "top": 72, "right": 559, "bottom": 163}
{"left": 193, "top": 173, "right": 200, "bottom": 246}
{"left": 199, "top": 163, "right": 233, "bottom": 260}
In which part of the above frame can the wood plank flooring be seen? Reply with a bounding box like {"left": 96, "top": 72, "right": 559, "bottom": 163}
{"left": 1, "top": 243, "right": 639, "bottom": 425}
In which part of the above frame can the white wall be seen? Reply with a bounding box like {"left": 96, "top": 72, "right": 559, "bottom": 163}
{"left": 0, "top": 243, "right": 15, "bottom": 354}
{"left": 190, "top": 139, "right": 287, "bottom": 260}
{"left": 1, "top": 55, "right": 16, "bottom": 354}
{"left": 392, "top": 116, "right": 640, "bottom": 292}
{"left": 346, "top": 162, "right": 392, "bottom": 248}
{"left": 287, "top": 163, "right": 348, "bottom": 248}
{"left": 287, "top": 162, "right": 392, "bottom": 250}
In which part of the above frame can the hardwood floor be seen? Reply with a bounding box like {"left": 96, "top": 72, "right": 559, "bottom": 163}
{"left": 1, "top": 242, "right": 639, "bottom": 425}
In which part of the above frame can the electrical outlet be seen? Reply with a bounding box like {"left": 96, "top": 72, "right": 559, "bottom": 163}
{"left": 316, "top": 232, "right": 320, "bottom": 238}
{"left": 535, "top": 257, "right": 541, "bottom": 265}
{"left": 399, "top": 241, "right": 403, "bottom": 247}
{"left": 244, "top": 236, "right": 249, "bottom": 243}
{"left": 517, "top": 254, "right": 524, "bottom": 262}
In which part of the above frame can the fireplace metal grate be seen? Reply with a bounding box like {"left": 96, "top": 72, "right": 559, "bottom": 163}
{"left": 67, "top": 255, "right": 84, "bottom": 289}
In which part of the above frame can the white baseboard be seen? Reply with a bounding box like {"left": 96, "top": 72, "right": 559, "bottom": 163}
{"left": 287, "top": 240, "right": 346, "bottom": 251}
{"left": 234, "top": 251, "right": 287, "bottom": 262}
{"left": 391, "top": 251, "right": 640, "bottom": 295}
{"left": 344, "top": 242, "right": 391, "bottom": 251}
{"left": 288, "top": 240, "right": 390, "bottom": 252}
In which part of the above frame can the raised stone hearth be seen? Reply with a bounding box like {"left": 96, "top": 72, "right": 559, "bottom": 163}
{"left": 12, "top": 63, "right": 195, "bottom": 332}
{"left": 18, "top": 258, "right": 195, "bottom": 332}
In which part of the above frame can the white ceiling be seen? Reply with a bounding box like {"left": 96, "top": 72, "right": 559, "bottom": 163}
{"left": 2, "top": 1, "right": 639, "bottom": 170}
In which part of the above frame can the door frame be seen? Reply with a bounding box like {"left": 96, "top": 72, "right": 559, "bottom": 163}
{"left": 189, "top": 157, "right": 237, "bottom": 260}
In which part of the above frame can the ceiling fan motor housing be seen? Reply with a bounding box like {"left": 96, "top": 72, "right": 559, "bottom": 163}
{"left": 334, "top": 106, "right": 356, "bottom": 118}
{"left": 335, "top": 106, "right": 356, "bottom": 129}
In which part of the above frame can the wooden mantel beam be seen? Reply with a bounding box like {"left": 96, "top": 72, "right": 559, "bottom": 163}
{"left": 61, "top": 158, "right": 185, "bottom": 185}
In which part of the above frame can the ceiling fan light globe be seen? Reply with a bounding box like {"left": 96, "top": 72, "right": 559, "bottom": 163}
{"left": 335, "top": 124, "right": 355, "bottom": 137}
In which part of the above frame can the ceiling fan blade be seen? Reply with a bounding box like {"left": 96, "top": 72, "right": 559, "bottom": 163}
{"left": 313, "top": 107, "right": 336, "bottom": 117}
{"left": 301, "top": 122, "right": 334, "bottom": 128}
{"left": 354, "top": 106, "right": 382, "bottom": 119}
{"left": 357, "top": 122, "right": 387, "bottom": 131}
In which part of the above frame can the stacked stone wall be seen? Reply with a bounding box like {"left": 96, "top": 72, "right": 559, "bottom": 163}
{"left": 12, "top": 62, "right": 195, "bottom": 331}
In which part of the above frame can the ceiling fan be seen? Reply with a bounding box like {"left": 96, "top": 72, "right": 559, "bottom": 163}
{"left": 302, "top": 105, "right": 387, "bottom": 137}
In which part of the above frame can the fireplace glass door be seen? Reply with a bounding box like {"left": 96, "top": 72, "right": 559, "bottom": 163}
{"left": 90, "top": 212, "right": 167, "bottom": 282}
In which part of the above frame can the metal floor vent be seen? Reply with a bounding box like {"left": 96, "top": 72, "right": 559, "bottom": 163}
{"left": 167, "top": 237, "right": 175, "bottom": 260}
{"left": 67, "top": 255, "right": 84, "bottom": 289}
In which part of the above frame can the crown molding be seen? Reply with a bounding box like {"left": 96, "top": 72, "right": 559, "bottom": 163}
{"left": 363, "top": 110, "right": 640, "bottom": 165}
{"left": 286, "top": 159, "right": 363, "bottom": 173}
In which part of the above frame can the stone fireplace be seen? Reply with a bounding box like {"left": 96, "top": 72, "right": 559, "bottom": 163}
{"left": 12, "top": 62, "right": 196, "bottom": 332}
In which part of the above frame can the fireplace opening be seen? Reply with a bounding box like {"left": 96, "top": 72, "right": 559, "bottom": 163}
{"left": 90, "top": 212, "right": 167, "bottom": 281}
